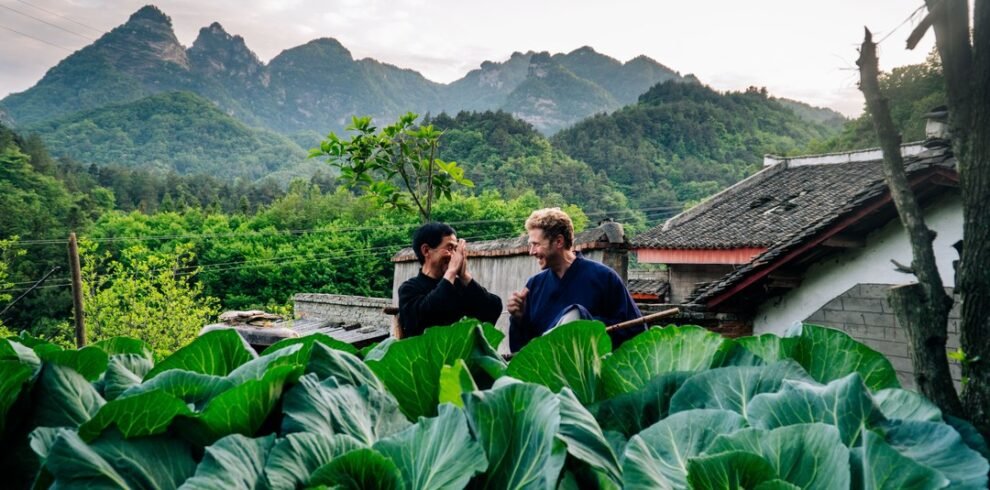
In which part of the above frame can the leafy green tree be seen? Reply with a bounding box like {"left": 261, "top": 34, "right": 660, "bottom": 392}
{"left": 310, "top": 113, "right": 473, "bottom": 222}
{"left": 427, "top": 111, "right": 636, "bottom": 222}
{"left": 0, "top": 236, "right": 24, "bottom": 334}
{"left": 81, "top": 241, "right": 220, "bottom": 358}
{"left": 814, "top": 50, "right": 945, "bottom": 152}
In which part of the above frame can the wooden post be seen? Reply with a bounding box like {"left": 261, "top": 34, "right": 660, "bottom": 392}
{"left": 68, "top": 232, "right": 86, "bottom": 347}
{"left": 605, "top": 307, "right": 680, "bottom": 333}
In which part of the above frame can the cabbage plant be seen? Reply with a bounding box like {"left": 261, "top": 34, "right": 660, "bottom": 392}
{"left": 1, "top": 319, "right": 986, "bottom": 489}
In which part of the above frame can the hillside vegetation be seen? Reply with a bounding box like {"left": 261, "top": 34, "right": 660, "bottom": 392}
{"left": 30, "top": 92, "right": 313, "bottom": 181}
{"left": 552, "top": 81, "right": 838, "bottom": 208}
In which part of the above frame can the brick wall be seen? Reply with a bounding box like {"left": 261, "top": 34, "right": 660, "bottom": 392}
{"left": 802, "top": 283, "right": 962, "bottom": 389}
{"left": 293, "top": 293, "right": 392, "bottom": 330}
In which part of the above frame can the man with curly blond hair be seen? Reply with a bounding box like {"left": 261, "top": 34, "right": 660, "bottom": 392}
{"left": 507, "top": 208, "right": 642, "bottom": 351}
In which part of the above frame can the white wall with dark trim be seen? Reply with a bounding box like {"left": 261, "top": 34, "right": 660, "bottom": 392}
{"left": 752, "top": 192, "right": 962, "bottom": 335}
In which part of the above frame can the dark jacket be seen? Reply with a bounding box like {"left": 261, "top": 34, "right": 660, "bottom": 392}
{"left": 398, "top": 272, "right": 503, "bottom": 337}
{"left": 509, "top": 255, "right": 642, "bottom": 352}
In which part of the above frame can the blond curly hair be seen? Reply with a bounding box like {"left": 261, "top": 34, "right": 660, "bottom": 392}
{"left": 525, "top": 208, "right": 574, "bottom": 249}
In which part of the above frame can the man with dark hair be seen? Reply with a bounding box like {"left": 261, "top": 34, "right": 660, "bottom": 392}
{"left": 398, "top": 222, "right": 502, "bottom": 337}
{"left": 508, "top": 208, "right": 642, "bottom": 352}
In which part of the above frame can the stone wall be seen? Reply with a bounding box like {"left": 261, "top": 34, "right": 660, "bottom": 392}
{"left": 293, "top": 293, "right": 392, "bottom": 330}
{"left": 802, "top": 283, "right": 962, "bottom": 389}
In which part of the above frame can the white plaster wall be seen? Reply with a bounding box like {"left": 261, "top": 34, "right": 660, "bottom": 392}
{"left": 753, "top": 193, "right": 962, "bottom": 335}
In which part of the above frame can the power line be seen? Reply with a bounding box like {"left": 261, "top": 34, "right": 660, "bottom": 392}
{"left": 0, "top": 214, "right": 684, "bottom": 296}
{"left": 0, "top": 23, "right": 74, "bottom": 51}
{"left": 0, "top": 229, "right": 514, "bottom": 294}
{"left": 14, "top": 0, "right": 105, "bottom": 34}
{"left": 12, "top": 204, "right": 686, "bottom": 245}
{"left": 0, "top": 3, "right": 95, "bottom": 41}
{"left": 877, "top": 5, "right": 928, "bottom": 46}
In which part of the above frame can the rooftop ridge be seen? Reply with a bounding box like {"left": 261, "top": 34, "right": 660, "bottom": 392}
{"left": 763, "top": 141, "right": 925, "bottom": 167}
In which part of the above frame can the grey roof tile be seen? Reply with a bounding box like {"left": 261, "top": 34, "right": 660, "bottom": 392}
{"left": 632, "top": 147, "right": 954, "bottom": 250}
{"left": 683, "top": 148, "right": 956, "bottom": 304}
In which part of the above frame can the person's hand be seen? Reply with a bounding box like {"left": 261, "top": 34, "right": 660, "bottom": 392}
{"left": 508, "top": 287, "right": 528, "bottom": 318}
{"left": 445, "top": 240, "right": 465, "bottom": 283}
{"left": 456, "top": 239, "right": 473, "bottom": 285}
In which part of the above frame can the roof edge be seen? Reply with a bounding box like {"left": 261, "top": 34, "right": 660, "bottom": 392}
{"left": 763, "top": 141, "right": 925, "bottom": 167}
{"left": 696, "top": 166, "right": 956, "bottom": 307}
{"left": 647, "top": 141, "right": 929, "bottom": 240}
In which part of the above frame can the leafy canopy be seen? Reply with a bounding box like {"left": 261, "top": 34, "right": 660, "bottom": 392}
{"left": 310, "top": 113, "right": 474, "bottom": 222}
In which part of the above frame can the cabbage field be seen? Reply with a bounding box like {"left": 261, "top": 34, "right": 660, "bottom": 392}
{"left": 1, "top": 319, "right": 987, "bottom": 489}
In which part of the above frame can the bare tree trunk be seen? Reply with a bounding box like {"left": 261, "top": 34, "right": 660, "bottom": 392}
{"left": 888, "top": 284, "right": 962, "bottom": 413}
{"left": 955, "top": 0, "right": 990, "bottom": 437}
{"left": 857, "top": 29, "right": 962, "bottom": 416}
{"left": 922, "top": 0, "right": 990, "bottom": 437}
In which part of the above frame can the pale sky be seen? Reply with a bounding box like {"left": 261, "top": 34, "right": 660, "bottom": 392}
{"left": 0, "top": 0, "right": 937, "bottom": 117}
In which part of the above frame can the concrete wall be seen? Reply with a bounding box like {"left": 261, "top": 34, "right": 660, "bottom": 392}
{"left": 294, "top": 293, "right": 392, "bottom": 330}
{"left": 668, "top": 264, "right": 735, "bottom": 303}
{"left": 802, "top": 284, "right": 962, "bottom": 388}
{"left": 753, "top": 193, "right": 962, "bottom": 335}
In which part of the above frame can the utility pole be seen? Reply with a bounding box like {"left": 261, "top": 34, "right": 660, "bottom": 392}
{"left": 68, "top": 232, "right": 85, "bottom": 347}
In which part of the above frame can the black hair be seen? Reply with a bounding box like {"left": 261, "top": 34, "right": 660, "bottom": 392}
{"left": 412, "top": 222, "right": 456, "bottom": 264}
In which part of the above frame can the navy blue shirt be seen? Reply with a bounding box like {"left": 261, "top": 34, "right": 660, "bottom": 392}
{"left": 509, "top": 254, "right": 642, "bottom": 352}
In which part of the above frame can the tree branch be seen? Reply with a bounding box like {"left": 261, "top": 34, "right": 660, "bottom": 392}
{"left": 394, "top": 146, "right": 428, "bottom": 222}
{"left": 907, "top": 0, "right": 942, "bottom": 50}
{"left": 425, "top": 138, "right": 436, "bottom": 222}
{"left": 858, "top": 28, "right": 962, "bottom": 416}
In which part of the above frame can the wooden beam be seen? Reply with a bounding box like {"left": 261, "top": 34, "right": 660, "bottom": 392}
{"left": 822, "top": 235, "right": 866, "bottom": 248}
{"left": 766, "top": 273, "right": 802, "bottom": 289}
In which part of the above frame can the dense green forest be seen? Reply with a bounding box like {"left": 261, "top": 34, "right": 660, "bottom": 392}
{"left": 0, "top": 122, "right": 587, "bottom": 349}
{"left": 426, "top": 111, "right": 634, "bottom": 219}
{"left": 28, "top": 92, "right": 318, "bottom": 181}
{"left": 0, "top": 46, "right": 945, "bottom": 356}
{"left": 551, "top": 81, "right": 840, "bottom": 208}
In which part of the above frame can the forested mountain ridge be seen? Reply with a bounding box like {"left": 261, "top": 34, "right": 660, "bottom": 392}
{"left": 425, "top": 111, "right": 632, "bottom": 216}
{"left": 0, "top": 3, "right": 843, "bottom": 205}
{"left": 28, "top": 91, "right": 318, "bottom": 181}
{"left": 0, "top": 4, "right": 695, "bottom": 139}
{"left": 552, "top": 81, "right": 841, "bottom": 209}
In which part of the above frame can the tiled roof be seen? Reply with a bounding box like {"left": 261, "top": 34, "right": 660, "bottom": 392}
{"left": 632, "top": 144, "right": 951, "bottom": 250}
{"left": 292, "top": 317, "right": 390, "bottom": 346}
{"left": 627, "top": 279, "right": 669, "bottom": 295}
{"left": 392, "top": 221, "right": 626, "bottom": 262}
{"left": 687, "top": 146, "right": 956, "bottom": 304}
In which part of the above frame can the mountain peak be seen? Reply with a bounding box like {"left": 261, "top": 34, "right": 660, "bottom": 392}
{"left": 290, "top": 37, "right": 353, "bottom": 60}
{"left": 191, "top": 20, "right": 251, "bottom": 52}
{"left": 627, "top": 54, "right": 658, "bottom": 65}
{"left": 86, "top": 4, "right": 188, "bottom": 70}
{"left": 206, "top": 22, "right": 227, "bottom": 34}
{"left": 189, "top": 21, "right": 263, "bottom": 81}
{"left": 128, "top": 5, "right": 171, "bottom": 26}
{"left": 569, "top": 45, "right": 600, "bottom": 55}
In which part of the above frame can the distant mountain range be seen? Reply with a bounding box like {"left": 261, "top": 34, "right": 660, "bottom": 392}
{"left": 0, "top": 4, "right": 843, "bottom": 183}
{"left": 1, "top": 5, "right": 696, "bottom": 136}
